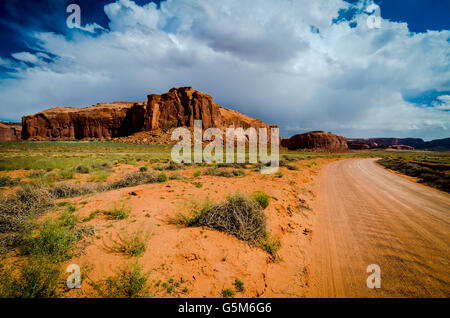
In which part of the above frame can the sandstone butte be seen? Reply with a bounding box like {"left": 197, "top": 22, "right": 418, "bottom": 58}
{"left": 281, "top": 131, "right": 348, "bottom": 152}
{"left": 0, "top": 122, "right": 22, "bottom": 141}
{"left": 20, "top": 87, "right": 277, "bottom": 142}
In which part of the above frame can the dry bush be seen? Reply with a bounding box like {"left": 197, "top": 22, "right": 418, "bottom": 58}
{"left": 203, "top": 168, "right": 246, "bottom": 178}
{"left": 0, "top": 184, "right": 54, "bottom": 234}
{"left": 202, "top": 194, "right": 267, "bottom": 242}
{"left": 108, "top": 171, "right": 158, "bottom": 189}
{"left": 153, "top": 162, "right": 185, "bottom": 171}
{"left": 175, "top": 194, "right": 267, "bottom": 243}
{"left": 50, "top": 182, "right": 98, "bottom": 198}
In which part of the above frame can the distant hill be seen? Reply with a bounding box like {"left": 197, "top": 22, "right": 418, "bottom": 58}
{"left": 347, "top": 137, "right": 450, "bottom": 151}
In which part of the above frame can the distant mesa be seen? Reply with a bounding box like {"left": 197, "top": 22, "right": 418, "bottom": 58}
{"left": 18, "top": 87, "right": 276, "bottom": 143}
{"left": 347, "top": 138, "right": 450, "bottom": 151}
{"left": 281, "top": 131, "right": 348, "bottom": 152}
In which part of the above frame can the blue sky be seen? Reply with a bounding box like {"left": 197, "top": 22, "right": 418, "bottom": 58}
{"left": 0, "top": 0, "right": 449, "bottom": 140}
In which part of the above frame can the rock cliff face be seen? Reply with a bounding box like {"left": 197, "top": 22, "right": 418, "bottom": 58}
{"left": 21, "top": 87, "right": 275, "bottom": 141}
{"left": 281, "top": 131, "right": 348, "bottom": 152}
{"left": 21, "top": 102, "right": 144, "bottom": 140}
{"left": 144, "top": 87, "right": 272, "bottom": 131}
{"left": 0, "top": 122, "right": 22, "bottom": 141}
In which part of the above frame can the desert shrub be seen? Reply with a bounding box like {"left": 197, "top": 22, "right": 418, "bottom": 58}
{"left": 22, "top": 219, "right": 77, "bottom": 262}
{"left": 192, "top": 182, "right": 203, "bottom": 188}
{"left": 105, "top": 228, "right": 150, "bottom": 257}
{"left": 0, "top": 256, "right": 60, "bottom": 298}
{"left": 154, "top": 162, "right": 185, "bottom": 171}
{"left": 75, "top": 165, "right": 90, "bottom": 174}
{"left": 169, "top": 173, "right": 183, "bottom": 180}
{"left": 257, "top": 237, "right": 281, "bottom": 260}
{"left": 0, "top": 184, "right": 54, "bottom": 235}
{"left": 81, "top": 210, "right": 100, "bottom": 222}
{"left": 282, "top": 155, "right": 297, "bottom": 162}
{"left": 193, "top": 170, "right": 201, "bottom": 178}
{"left": 176, "top": 194, "right": 267, "bottom": 243}
{"left": 251, "top": 191, "right": 270, "bottom": 209}
{"left": 0, "top": 176, "right": 18, "bottom": 187}
{"left": 93, "top": 262, "right": 150, "bottom": 298}
{"left": 43, "top": 171, "right": 59, "bottom": 183}
{"left": 58, "top": 169, "right": 74, "bottom": 180}
{"left": 139, "top": 165, "right": 148, "bottom": 172}
{"left": 157, "top": 173, "right": 168, "bottom": 183}
{"left": 27, "top": 171, "right": 45, "bottom": 179}
{"left": 280, "top": 161, "right": 299, "bottom": 171}
{"left": 102, "top": 204, "right": 131, "bottom": 220}
{"left": 50, "top": 182, "right": 97, "bottom": 198}
{"left": 222, "top": 288, "right": 235, "bottom": 298}
{"left": 215, "top": 163, "right": 248, "bottom": 169}
{"left": 58, "top": 205, "right": 79, "bottom": 229}
{"left": 108, "top": 171, "right": 158, "bottom": 189}
{"left": 91, "top": 162, "right": 112, "bottom": 170}
{"left": 203, "top": 168, "right": 246, "bottom": 178}
{"left": 233, "top": 278, "right": 245, "bottom": 292}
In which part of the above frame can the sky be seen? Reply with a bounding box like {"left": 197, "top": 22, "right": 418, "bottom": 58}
{"left": 0, "top": 0, "right": 449, "bottom": 140}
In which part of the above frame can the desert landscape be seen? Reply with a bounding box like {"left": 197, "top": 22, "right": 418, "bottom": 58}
{"left": 0, "top": 0, "right": 449, "bottom": 304}
{"left": 0, "top": 87, "right": 448, "bottom": 298}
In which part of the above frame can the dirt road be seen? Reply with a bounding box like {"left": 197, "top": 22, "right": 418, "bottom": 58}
{"left": 308, "top": 158, "right": 450, "bottom": 297}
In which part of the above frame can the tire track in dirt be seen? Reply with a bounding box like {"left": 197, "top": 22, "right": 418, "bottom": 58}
{"left": 308, "top": 158, "right": 450, "bottom": 297}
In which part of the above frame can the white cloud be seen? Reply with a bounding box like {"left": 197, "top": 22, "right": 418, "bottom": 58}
{"left": 0, "top": 0, "right": 449, "bottom": 140}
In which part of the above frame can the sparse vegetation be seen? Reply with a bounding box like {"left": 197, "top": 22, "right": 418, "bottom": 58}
{"left": 157, "top": 173, "right": 168, "bottom": 183}
{"left": 108, "top": 171, "right": 158, "bottom": 189}
{"left": 174, "top": 193, "right": 267, "bottom": 244}
{"left": 257, "top": 236, "right": 281, "bottom": 260}
{"left": 93, "top": 261, "right": 150, "bottom": 298}
{"left": 222, "top": 288, "right": 236, "bottom": 298}
{"left": 0, "top": 184, "right": 55, "bottom": 251}
{"left": 22, "top": 219, "right": 77, "bottom": 262}
{"left": 233, "top": 278, "right": 245, "bottom": 292}
{"left": 105, "top": 228, "right": 150, "bottom": 257}
{"left": 251, "top": 191, "right": 270, "bottom": 209}
{"left": 154, "top": 162, "right": 185, "bottom": 171}
{"left": 378, "top": 158, "right": 449, "bottom": 193}
{"left": 0, "top": 176, "right": 18, "bottom": 187}
{"left": 203, "top": 168, "right": 245, "bottom": 178}
{"left": 101, "top": 204, "right": 131, "bottom": 220}
{"left": 75, "top": 165, "right": 90, "bottom": 174}
{"left": 0, "top": 256, "right": 61, "bottom": 298}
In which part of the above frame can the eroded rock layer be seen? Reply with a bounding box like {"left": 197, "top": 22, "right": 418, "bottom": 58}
{"left": 21, "top": 87, "right": 275, "bottom": 141}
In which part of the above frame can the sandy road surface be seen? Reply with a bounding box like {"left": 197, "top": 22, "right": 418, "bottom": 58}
{"left": 308, "top": 158, "right": 449, "bottom": 297}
